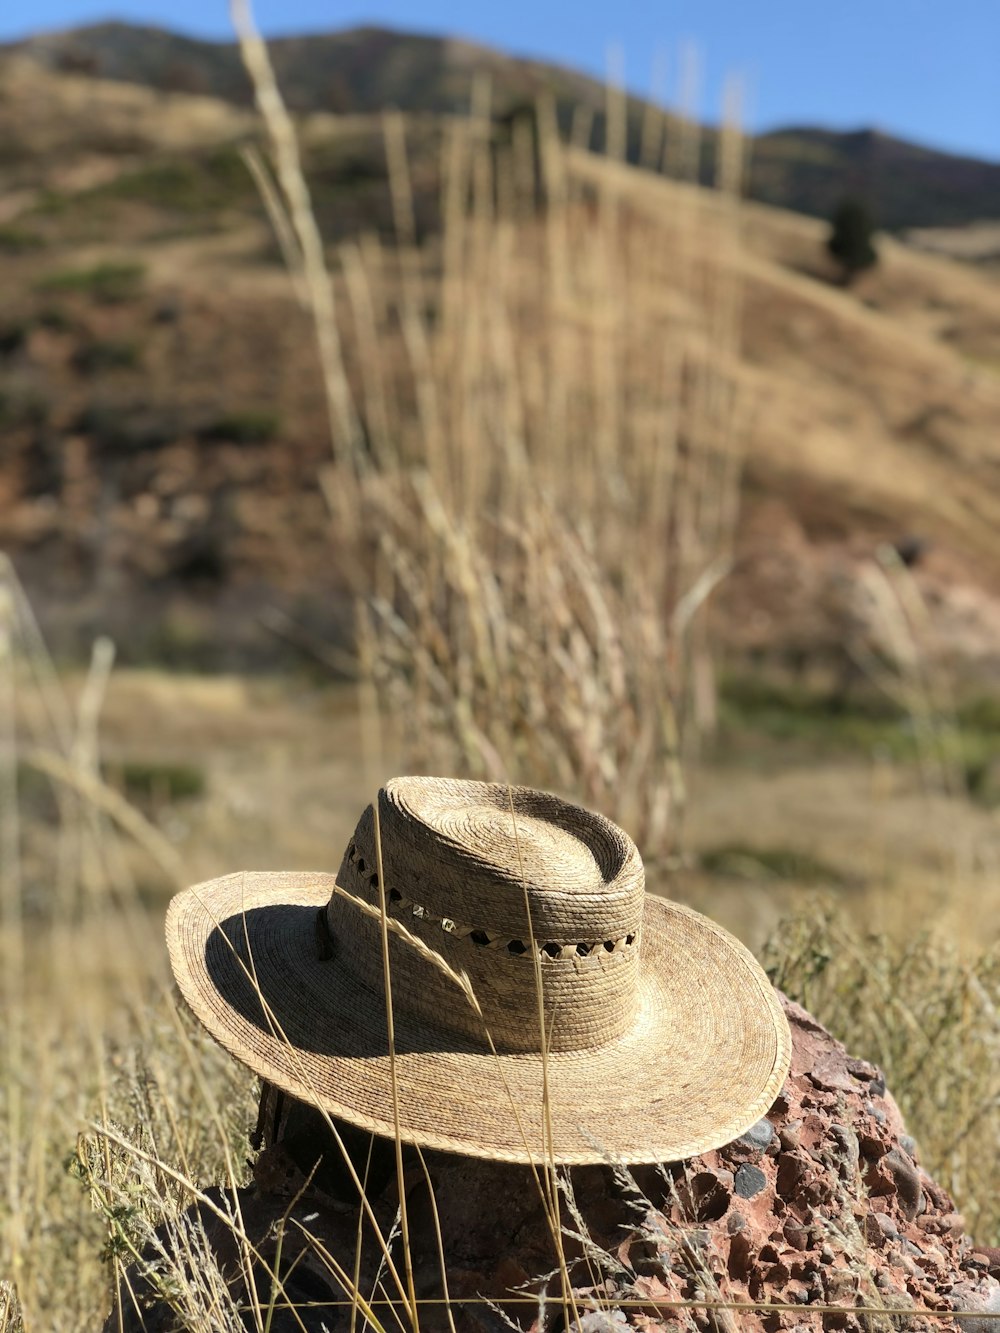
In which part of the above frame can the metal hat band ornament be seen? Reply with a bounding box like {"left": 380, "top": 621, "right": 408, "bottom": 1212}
{"left": 167, "top": 777, "right": 792, "bottom": 1164}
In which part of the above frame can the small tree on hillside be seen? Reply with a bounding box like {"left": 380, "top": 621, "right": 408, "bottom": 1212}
{"left": 827, "top": 197, "right": 878, "bottom": 284}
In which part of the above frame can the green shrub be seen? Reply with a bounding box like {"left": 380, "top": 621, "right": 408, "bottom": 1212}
{"left": 72, "top": 339, "right": 142, "bottom": 375}
{"left": 35, "top": 306, "right": 74, "bottom": 332}
{"left": 719, "top": 674, "right": 1000, "bottom": 791}
{"left": 0, "top": 322, "right": 29, "bottom": 356}
{"left": 0, "top": 387, "right": 47, "bottom": 428}
{"left": 75, "top": 401, "right": 179, "bottom": 454}
{"left": 30, "top": 189, "right": 70, "bottom": 217}
{"left": 113, "top": 760, "right": 206, "bottom": 804}
{"left": 963, "top": 755, "right": 1000, "bottom": 807}
{"left": 36, "top": 261, "right": 146, "bottom": 304}
{"left": 0, "top": 225, "right": 45, "bottom": 254}
{"left": 955, "top": 694, "right": 1000, "bottom": 734}
{"left": 718, "top": 672, "right": 904, "bottom": 752}
{"left": 125, "top": 608, "right": 219, "bottom": 669}
{"left": 827, "top": 197, "right": 878, "bottom": 284}
{"left": 700, "top": 841, "right": 854, "bottom": 886}
{"left": 721, "top": 673, "right": 898, "bottom": 724}
{"left": 200, "top": 408, "right": 281, "bottom": 443}
{"left": 91, "top": 149, "right": 253, "bottom": 215}
{"left": 13, "top": 761, "right": 59, "bottom": 822}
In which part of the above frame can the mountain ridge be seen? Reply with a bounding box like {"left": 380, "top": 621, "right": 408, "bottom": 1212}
{"left": 7, "top": 20, "right": 1000, "bottom": 230}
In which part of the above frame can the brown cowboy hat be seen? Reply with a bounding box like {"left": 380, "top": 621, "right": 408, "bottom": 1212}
{"left": 167, "top": 777, "right": 791, "bottom": 1164}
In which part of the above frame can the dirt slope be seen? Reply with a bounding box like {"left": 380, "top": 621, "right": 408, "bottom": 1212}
{"left": 1, "top": 61, "right": 999, "bottom": 675}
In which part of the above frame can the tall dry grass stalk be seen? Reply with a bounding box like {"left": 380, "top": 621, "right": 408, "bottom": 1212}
{"left": 0, "top": 555, "right": 289, "bottom": 1332}
{"left": 0, "top": 559, "right": 228, "bottom": 1329}
{"left": 223, "top": 0, "right": 749, "bottom": 860}
{"left": 229, "top": 0, "right": 363, "bottom": 476}
{"left": 341, "top": 107, "right": 744, "bottom": 860}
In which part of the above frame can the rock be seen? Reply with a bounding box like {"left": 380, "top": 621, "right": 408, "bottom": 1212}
{"left": 919, "top": 1211, "right": 966, "bottom": 1237}
{"left": 578, "top": 1313, "right": 628, "bottom": 1332}
{"left": 728, "top": 1231, "right": 754, "bottom": 1281}
{"left": 864, "top": 1213, "right": 887, "bottom": 1248}
{"left": 972, "top": 1246, "right": 1000, "bottom": 1278}
{"left": 920, "top": 1168, "right": 956, "bottom": 1217}
{"left": 825, "top": 1267, "right": 861, "bottom": 1302}
{"left": 778, "top": 1125, "right": 801, "bottom": 1152}
{"left": 734, "top": 1164, "right": 767, "bottom": 1199}
{"left": 104, "top": 993, "right": 994, "bottom": 1333}
{"left": 949, "top": 1278, "right": 1000, "bottom": 1333}
{"left": 808, "top": 1052, "right": 857, "bottom": 1093}
{"left": 875, "top": 1212, "right": 900, "bottom": 1240}
{"left": 775, "top": 1152, "right": 809, "bottom": 1200}
{"left": 883, "top": 1147, "right": 925, "bottom": 1221}
{"left": 846, "top": 1057, "right": 879, "bottom": 1082}
{"left": 682, "top": 1168, "right": 733, "bottom": 1221}
{"left": 827, "top": 1122, "right": 860, "bottom": 1174}
{"left": 857, "top": 1127, "right": 886, "bottom": 1161}
{"left": 737, "top": 1118, "right": 775, "bottom": 1154}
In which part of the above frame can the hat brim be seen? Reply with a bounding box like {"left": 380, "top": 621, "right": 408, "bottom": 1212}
{"left": 167, "top": 871, "right": 791, "bottom": 1165}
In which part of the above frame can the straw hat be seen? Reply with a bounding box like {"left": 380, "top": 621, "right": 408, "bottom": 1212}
{"left": 167, "top": 777, "right": 791, "bottom": 1165}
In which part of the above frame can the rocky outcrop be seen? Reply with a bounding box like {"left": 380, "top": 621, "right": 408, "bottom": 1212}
{"left": 107, "top": 995, "right": 1000, "bottom": 1331}
{"left": 619, "top": 997, "right": 1000, "bottom": 1331}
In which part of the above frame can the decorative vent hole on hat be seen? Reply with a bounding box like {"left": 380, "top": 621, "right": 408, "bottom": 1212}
{"left": 346, "top": 844, "right": 638, "bottom": 964}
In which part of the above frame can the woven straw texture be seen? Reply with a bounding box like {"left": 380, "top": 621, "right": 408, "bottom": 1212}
{"left": 166, "top": 778, "right": 791, "bottom": 1165}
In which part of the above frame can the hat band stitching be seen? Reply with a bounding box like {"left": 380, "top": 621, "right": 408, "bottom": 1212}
{"left": 346, "top": 843, "right": 638, "bottom": 962}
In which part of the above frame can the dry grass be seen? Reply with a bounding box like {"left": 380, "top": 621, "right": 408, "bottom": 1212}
{"left": 330, "top": 112, "right": 747, "bottom": 861}
{"left": 767, "top": 907, "right": 1000, "bottom": 1245}
{"left": 0, "top": 11, "right": 998, "bottom": 1333}
{"left": 219, "top": 0, "right": 751, "bottom": 862}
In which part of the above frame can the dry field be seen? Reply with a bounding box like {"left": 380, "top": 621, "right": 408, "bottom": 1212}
{"left": 1, "top": 29, "right": 1000, "bottom": 1332}
{"left": 16, "top": 664, "right": 1000, "bottom": 949}
{"left": 3, "top": 615, "right": 999, "bottom": 1330}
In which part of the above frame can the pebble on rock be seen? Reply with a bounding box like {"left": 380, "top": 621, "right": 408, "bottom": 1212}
{"left": 739, "top": 1118, "right": 775, "bottom": 1153}
{"left": 883, "top": 1147, "right": 926, "bottom": 1222}
{"left": 734, "top": 1164, "right": 768, "bottom": 1199}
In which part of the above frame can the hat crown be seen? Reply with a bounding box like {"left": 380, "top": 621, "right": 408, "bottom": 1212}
{"left": 325, "top": 777, "right": 645, "bottom": 1053}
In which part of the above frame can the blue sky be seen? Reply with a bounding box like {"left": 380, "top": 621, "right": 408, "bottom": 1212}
{"left": 3, "top": 0, "right": 998, "bottom": 162}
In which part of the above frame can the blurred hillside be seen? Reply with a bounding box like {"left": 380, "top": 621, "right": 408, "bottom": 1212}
{"left": 0, "top": 41, "right": 999, "bottom": 685}
{"left": 9, "top": 21, "right": 1000, "bottom": 231}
